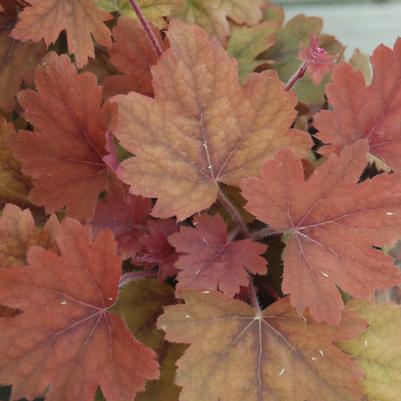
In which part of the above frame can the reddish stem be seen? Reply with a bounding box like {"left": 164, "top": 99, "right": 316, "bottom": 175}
{"left": 127, "top": 0, "right": 163, "bottom": 57}
{"left": 250, "top": 226, "right": 280, "bottom": 241}
{"left": 218, "top": 189, "right": 249, "bottom": 237}
{"left": 285, "top": 62, "right": 307, "bottom": 91}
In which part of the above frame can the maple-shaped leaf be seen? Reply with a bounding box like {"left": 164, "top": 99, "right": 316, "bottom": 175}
{"left": 0, "top": 218, "right": 159, "bottom": 401}
{"left": 340, "top": 301, "right": 401, "bottom": 401}
{"left": 11, "top": 0, "right": 112, "bottom": 68}
{"left": 349, "top": 48, "right": 371, "bottom": 84}
{"left": 9, "top": 53, "right": 112, "bottom": 221}
{"left": 0, "top": 203, "right": 59, "bottom": 268}
{"left": 0, "top": 117, "right": 31, "bottom": 206}
{"left": 241, "top": 140, "right": 401, "bottom": 324}
{"left": 92, "top": 182, "right": 152, "bottom": 259}
{"left": 112, "top": 279, "right": 185, "bottom": 401}
{"left": 95, "top": 0, "right": 183, "bottom": 28}
{"left": 157, "top": 290, "right": 365, "bottom": 401}
{"left": 298, "top": 34, "right": 335, "bottom": 85}
{"left": 227, "top": 19, "right": 277, "bottom": 82}
{"left": 314, "top": 39, "right": 401, "bottom": 171}
{"left": 112, "top": 20, "right": 311, "bottom": 220}
{"left": 103, "top": 17, "right": 165, "bottom": 98}
{"left": 0, "top": 13, "right": 45, "bottom": 112}
{"left": 169, "top": 214, "right": 267, "bottom": 296}
{"left": 172, "top": 0, "right": 263, "bottom": 43}
{"left": 139, "top": 219, "right": 179, "bottom": 280}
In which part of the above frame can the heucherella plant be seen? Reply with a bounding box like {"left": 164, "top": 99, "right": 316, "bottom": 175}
{"left": 0, "top": 0, "right": 400, "bottom": 400}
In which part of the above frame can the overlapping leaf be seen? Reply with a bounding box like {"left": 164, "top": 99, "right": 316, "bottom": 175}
{"left": 95, "top": 0, "right": 183, "bottom": 28}
{"left": 340, "top": 301, "right": 401, "bottom": 401}
{"left": 241, "top": 140, "right": 401, "bottom": 324}
{"left": 157, "top": 290, "right": 365, "bottom": 401}
{"left": 103, "top": 17, "right": 165, "bottom": 98}
{"left": 172, "top": 0, "right": 264, "bottom": 43}
{"left": 92, "top": 182, "right": 152, "bottom": 259}
{"left": 112, "top": 279, "right": 185, "bottom": 401}
{"left": 139, "top": 219, "right": 179, "bottom": 280}
{"left": 112, "top": 20, "right": 312, "bottom": 220}
{"left": 11, "top": 0, "right": 112, "bottom": 68}
{"left": 0, "top": 203, "right": 59, "bottom": 268}
{"left": 227, "top": 19, "right": 277, "bottom": 82}
{"left": 169, "top": 214, "right": 267, "bottom": 296}
{"left": 0, "top": 118, "right": 31, "bottom": 205}
{"left": 9, "top": 53, "right": 112, "bottom": 221}
{"left": 0, "top": 218, "right": 159, "bottom": 401}
{"left": 315, "top": 38, "right": 401, "bottom": 171}
{"left": 0, "top": 13, "right": 45, "bottom": 112}
{"left": 261, "top": 14, "right": 342, "bottom": 105}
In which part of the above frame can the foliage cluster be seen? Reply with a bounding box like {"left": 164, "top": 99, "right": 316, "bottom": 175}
{"left": 0, "top": 0, "right": 400, "bottom": 400}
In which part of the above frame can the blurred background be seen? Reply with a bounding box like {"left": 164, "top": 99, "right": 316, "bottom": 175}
{"left": 277, "top": 0, "right": 401, "bottom": 56}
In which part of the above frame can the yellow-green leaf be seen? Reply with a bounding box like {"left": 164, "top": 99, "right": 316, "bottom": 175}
{"left": 172, "top": 0, "right": 263, "bottom": 43}
{"left": 340, "top": 301, "right": 401, "bottom": 401}
{"left": 113, "top": 279, "right": 184, "bottom": 401}
{"left": 95, "top": 0, "right": 183, "bottom": 28}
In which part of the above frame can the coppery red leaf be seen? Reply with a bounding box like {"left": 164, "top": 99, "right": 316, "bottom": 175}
{"left": 241, "top": 140, "right": 401, "bottom": 324}
{"left": 169, "top": 214, "right": 267, "bottom": 296}
{"left": 0, "top": 218, "right": 159, "bottom": 401}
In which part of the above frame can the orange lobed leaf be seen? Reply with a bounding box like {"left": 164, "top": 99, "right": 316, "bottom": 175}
{"left": 0, "top": 218, "right": 159, "bottom": 401}
{"left": 11, "top": 0, "right": 112, "bottom": 68}
{"left": 9, "top": 53, "right": 112, "bottom": 221}
{"left": 112, "top": 20, "right": 312, "bottom": 220}
{"left": 91, "top": 182, "right": 152, "bottom": 259}
{"left": 157, "top": 290, "right": 366, "bottom": 401}
{"left": 0, "top": 203, "right": 59, "bottom": 268}
{"left": 103, "top": 17, "right": 166, "bottom": 98}
{"left": 0, "top": 12, "right": 45, "bottom": 112}
{"left": 314, "top": 38, "right": 401, "bottom": 170}
{"left": 169, "top": 214, "right": 267, "bottom": 296}
{"left": 241, "top": 140, "right": 401, "bottom": 324}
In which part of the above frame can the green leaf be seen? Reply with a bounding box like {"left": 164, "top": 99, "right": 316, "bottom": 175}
{"left": 113, "top": 279, "right": 184, "bottom": 401}
{"left": 94, "top": 0, "right": 182, "bottom": 28}
{"left": 340, "top": 301, "right": 401, "bottom": 401}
